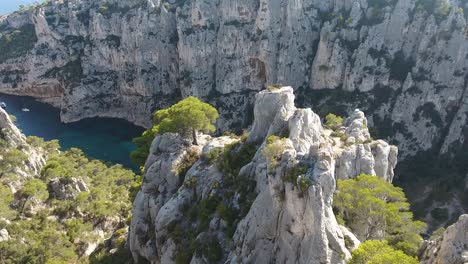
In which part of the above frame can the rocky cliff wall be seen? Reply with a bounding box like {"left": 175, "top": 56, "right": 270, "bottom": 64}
{"left": 128, "top": 87, "right": 398, "bottom": 263}
{"left": 420, "top": 214, "right": 468, "bottom": 264}
{"left": 0, "top": 0, "right": 467, "bottom": 223}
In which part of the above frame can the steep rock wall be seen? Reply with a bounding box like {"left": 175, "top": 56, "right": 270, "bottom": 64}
{"left": 128, "top": 87, "right": 398, "bottom": 263}
{"left": 1, "top": 0, "right": 467, "bottom": 222}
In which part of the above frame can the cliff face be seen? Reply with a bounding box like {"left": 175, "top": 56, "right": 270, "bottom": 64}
{"left": 420, "top": 214, "right": 468, "bottom": 264}
{"left": 129, "top": 87, "right": 398, "bottom": 263}
{"left": 0, "top": 108, "right": 47, "bottom": 176}
{"left": 1, "top": 0, "right": 467, "bottom": 222}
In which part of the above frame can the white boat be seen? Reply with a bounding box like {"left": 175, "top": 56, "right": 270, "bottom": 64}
{"left": 21, "top": 108, "right": 30, "bottom": 112}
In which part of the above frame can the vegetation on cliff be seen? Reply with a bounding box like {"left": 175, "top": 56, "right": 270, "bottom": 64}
{"left": 0, "top": 136, "right": 137, "bottom": 263}
{"left": 334, "top": 174, "right": 426, "bottom": 260}
{"left": 131, "top": 97, "right": 219, "bottom": 168}
{"left": 349, "top": 240, "right": 418, "bottom": 264}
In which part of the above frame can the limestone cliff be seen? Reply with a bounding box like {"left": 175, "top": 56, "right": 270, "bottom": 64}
{"left": 1, "top": 0, "right": 467, "bottom": 223}
{"left": 0, "top": 108, "right": 47, "bottom": 177}
{"left": 129, "top": 87, "right": 398, "bottom": 263}
{"left": 420, "top": 214, "right": 468, "bottom": 264}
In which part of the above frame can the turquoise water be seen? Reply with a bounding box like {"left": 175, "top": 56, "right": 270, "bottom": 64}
{"left": 0, "top": 94, "right": 145, "bottom": 170}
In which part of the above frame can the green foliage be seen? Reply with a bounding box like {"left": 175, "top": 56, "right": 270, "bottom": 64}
{"left": 0, "top": 148, "right": 28, "bottom": 174}
{"left": 217, "top": 142, "right": 257, "bottom": 178}
{"left": 0, "top": 184, "right": 15, "bottom": 219}
{"left": 283, "top": 164, "right": 312, "bottom": 192}
{"left": 204, "top": 147, "right": 224, "bottom": 164}
{"left": 64, "top": 218, "right": 93, "bottom": 242}
{"left": 8, "top": 115, "right": 16, "bottom": 123}
{"left": 334, "top": 174, "right": 426, "bottom": 256}
{"left": 266, "top": 84, "right": 283, "bottom": 91}
{"left": 156, "top": 97, "right": 218, "bottom": 141}
{"left": 0, "top": 133, "right": 138, "bottom": 263}
{"left": 262, "top": 136, "right": 288, "bottom": 169}
{"left": 349, "top": 240, "right": 418, "bottom": 264}
{"left": 130, "top": 126, "right": 159, "bottom": 169}
{"left": 175, "top": 149, "right": 200, "bottom": 179}
{"left": 336, "top": 15, "right": 353, "bottom": 28}
{"left": 200, "top": 236, "right": 223, "bottom": 262}
{"left": 163, "top": 2, "right": 171, "bottom": 11}
{"left": 430, "top": 227, "right": 445, "bottom": 240}
{"left": 41, "top": 148, "right": 137, "bottom": 218}
{"left": 297, "top": 176, "right": 312, "bottom": 192}
{"left": 325, "top": 113, "right": 343, "bottom": 130}
{"left": 283, "top": 164, "right": 308, "bottom": 184}
{"left": 22, "top": 178, "right": 48, "bottom": 200}
{"left": 131, "top": 97, "right": 219, "bottom": 167}
{"left": 0, "top": 24, "right": 38, "bottom": 63}
{"left": 330, "top": 131, "right": 349, "bottom": 142}
{"left": 171, "top": 195, "right": 227, "bottom": 263}
{"left": 0, "top": 217, "right": 78, "bottom": 264}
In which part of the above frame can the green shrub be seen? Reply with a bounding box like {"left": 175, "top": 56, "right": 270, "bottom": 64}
{"left": 163, "top": 2, "right": 171, "bottom": 11}
{"left": 217, "top": 142, "right": 257, "bottom": 178}
{"left": 325, "top": 113, "right": 343, "bottom": 130}
{"left": 266, "top": 84, "right": 283, "bottom": 91}
{"left": 330, "top": 131, "right": 349, "bottom": 142}
{"left": 283, "top": 164, "right": 308, "bottom": 184}
{"left": 349, "top": 240, "right": 418, "bottom": 264}
{"left": 297, "top": 176, "right": 312, "bottom": 192}
{"left": 26, "top": 136, "right": 45, "bottom": 148}
{"left": 0, "top": 148, "right": 28, "bottom": 173}
{"left": 0, "top": 184, "right": 15, "bottom": 219}
{"left": 131, "top": 97, "right": 219, "bottom": 167}
{"left": 204, "top": 147, "right": 224, "bottom": 164}
{"left": 262, "top": 136, "right": 288, "bottom": 169}
{"left": 334, "top": 174, "right": 426, "bottom": 256}
{"left": 430, "top": 227, "right": 445, "bottom": 240}
{"left": 175, "top": 149, "right": 200, "bottom": 179}
{"left": 201, "top": 236, "right": 223, "bottom": 262}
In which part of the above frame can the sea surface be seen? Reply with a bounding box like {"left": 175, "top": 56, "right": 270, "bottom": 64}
{"left": 0, "top": 94, "right": 145, "bottom": 170}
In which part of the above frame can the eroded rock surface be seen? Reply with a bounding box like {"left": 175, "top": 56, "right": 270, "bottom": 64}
{"left": 129, "top": 87, "right": 399, "bottom": 263}
{"left": 2, "top": 0, "right": 468, "bottom": 222}
{"left": 0, "top": 108, "right": 47, "bottom": 176}
{"left": 420, "top": 214, "right": 468, "bottom": 264}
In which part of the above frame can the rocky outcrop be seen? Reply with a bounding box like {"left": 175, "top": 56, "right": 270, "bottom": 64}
{"left": 420, "top": 214, "right": 468, "bottom": 264}
{"left": 48, "top": 177, "right": 89, "bottom": 200}
{"left": 0, "top": 108, "right": 25, "bottom": 147}
{"left": 0, "top": 229, "right": 10, "bottom": 242}
{"left": 129, "top": 87, "right": 398, "bottom": 263}
{"left": 0, "top": 108, "right": 47, "bottom": 176}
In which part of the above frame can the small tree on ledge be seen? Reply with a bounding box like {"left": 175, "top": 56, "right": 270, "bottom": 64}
{"left": 155, "top": 97, "right": 219, "bottom": 145}
{"left": 131, "top": 97, "right": 219, "bottom": 168}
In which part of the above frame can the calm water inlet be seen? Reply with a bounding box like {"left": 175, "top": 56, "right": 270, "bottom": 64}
{"left": 0, "top": 94, "right": 145, "bottom": 169}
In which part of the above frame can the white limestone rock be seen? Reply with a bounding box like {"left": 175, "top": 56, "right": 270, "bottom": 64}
{"left": 248, "top": 86, "right": 296, "bottom": 143}
{"left": 48, "top": 177, "right": 89, "bottom": 200}
{"left": 0, "top": 108, "right": 47, "bottom": 177}
{"left": 0, "top": 229, "right": 10, "bottom": 242}
{"left": 420, "top": 214, "right": 468, "bottom": 264}
{"left": 129, "top": 88, "right": 400, "bottom": 263}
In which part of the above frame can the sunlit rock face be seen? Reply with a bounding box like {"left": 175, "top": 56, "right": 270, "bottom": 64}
{"left": 420, "top": 214, "right": 468, "bottom": 264}
{"left": 0, "top": 108, "right": 47, "bottom": 176}
{"left": 1, "top": 0, "right": 468, "bottom": 223}
{"left": 129, "top": 87, "right": 398, "bottom": 263}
